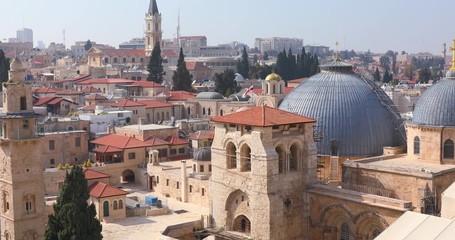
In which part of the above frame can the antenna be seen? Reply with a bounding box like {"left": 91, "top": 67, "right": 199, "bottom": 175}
{"left": 62, "top": 29, "right": 66, "bottom": 47}
{"left": 177, "top": 2, "right": 181, "bottom": 47}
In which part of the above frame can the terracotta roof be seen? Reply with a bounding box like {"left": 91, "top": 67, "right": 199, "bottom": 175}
{"left": 162, "top": 49, "right": 178, "bottom": 58}
{"left": 186, "top": 61, "right": 211, "bottom": 71}
{"left": 52, "top": 75, "right": 91, "bottom": 84}
{"left": 89, "top": 182, "right": 128, "bottom": 198}
{"left": 56, "top": 90, "right": 84, "bottom": 95}
{"left": 33, "top": 96, "right": 75, "bottom": 106}
{"left": 165, "top": 136, "right": 188, "bottom": 145}
{"left": 187, "top": 130, "right": 214, "bottom": 140}
{"left": 211, "top": 106, "right": 316, "bottom": 127}
{"left": 144, "top": 136, "right": 169, "bottom": 146}
{"left": 166, "top": 91, "right": 196, "bottom": 101}
{"left": 111, "top": 99, "right": 146, "bottom": 108}
{"left": 130, "top": 81, "right": 165, "bottom": 88}
{"left": 47, "top": 98, "right": 65, "bottom": 105}
{"left": 81, "top": 86, "right": 102, "bottom": 93}
{"left": 287, "top": 77, "right": 307, "bottom": 83}
{"left": 93, "top": 145, "right": 123, "bottom": 153}
{"left": 85, "top": 94, "right": 107, "bottom": 100}
{"left": 75, "top": 78, "right": 135, "bottom": 85}
{"left": 91, "top": 134, "right": 151, "bottom": 149}
{"left": 83, "top": 169, "right": 110, "bottom": 180}
{"left": 285, "top": 87, "right": 293, "bottom": 94}
{"left": 138, "top": 100, "right": 173, "bottom": 109}
{"left": 100, "top": 49, "right": 146, "bottom": 57}
{"left": 33, "top": 87, "right": 58, "bottom": 94}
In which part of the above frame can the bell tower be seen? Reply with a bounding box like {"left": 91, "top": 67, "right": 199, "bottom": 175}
{"left": 0, "top": 58, "right": 45, "bottom": 240}
{"left": 145, "top": 0, "right": 162, "bottom": 56}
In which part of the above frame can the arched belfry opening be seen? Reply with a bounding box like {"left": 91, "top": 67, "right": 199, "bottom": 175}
{"left": 233, "top": 215, "right": 251, "bottom": 235}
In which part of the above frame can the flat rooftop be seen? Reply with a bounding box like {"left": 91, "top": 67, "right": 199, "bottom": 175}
{"left": 344, "top": 154, "right": 455, "bottom": 177}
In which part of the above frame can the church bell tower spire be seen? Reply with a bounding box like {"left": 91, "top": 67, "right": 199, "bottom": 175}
{"left": 145, "top": 0, "right": 162, "bottom": 56}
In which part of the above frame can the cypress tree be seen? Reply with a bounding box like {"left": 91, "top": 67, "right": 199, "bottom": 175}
{"left": 147, "top": 42, "right": 164, "bottom": 83}
{"left": 172, "top": 48, "right": 192, "bottom": 91}
{"left": 0, "top": 50, "right": 9, "bottom": 90}
{"left": 214, "top": 69, "right": 239, "bottom": 97}
{"left": 45, "top": 165, "right": 102, "bottom": 240}
{"left": 373, "top": 67, "right": 381, "bottom": 82}
{"left": 237, "top": 46, "right": 250, "bottom": 79}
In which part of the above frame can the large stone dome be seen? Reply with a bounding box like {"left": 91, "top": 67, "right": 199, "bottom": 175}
{"left": 195, "top": 91, "right": 224, "bottom": 100}
{"left": 279, "top": 61, "right": 405, "bottom": 157}
{"left": 412, "top": 71, "right": 455, "bottom": 126}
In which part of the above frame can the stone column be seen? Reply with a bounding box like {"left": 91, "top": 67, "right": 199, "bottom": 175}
{"left": 181, "top": 160, "right": 188, "bottom": 202}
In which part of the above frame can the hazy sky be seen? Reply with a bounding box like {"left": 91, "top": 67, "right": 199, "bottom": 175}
{"left": 2, "top": 0, "right": 455, "bottom": 54}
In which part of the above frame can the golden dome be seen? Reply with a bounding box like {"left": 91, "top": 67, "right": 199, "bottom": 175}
{"left": 265, "top": 73, "right": 282, "bottom": 81}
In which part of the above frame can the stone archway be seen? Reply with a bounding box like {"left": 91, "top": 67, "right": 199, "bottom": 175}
{"left": 225, "top": 190, "right": 251, "bottom": 232}
{"left": 233, "top": 215, "right": 251, "bottom": 235}
{"left": 122, "top": 169, "right": 135, "bottom": 183}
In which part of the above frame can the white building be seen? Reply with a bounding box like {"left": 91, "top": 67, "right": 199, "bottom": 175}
{"left": 79, "top": 108, "right": 133, "bottom": 135}
{"left": 254, "top": 37, "right": 303, "bottom": 53}
{"left": 16, "top": 28, "right": 33, "bottom": 44}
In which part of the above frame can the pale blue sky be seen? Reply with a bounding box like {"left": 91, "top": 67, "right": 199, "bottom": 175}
{"left": 1, "top": 0, "right": 454, "bottom": 54}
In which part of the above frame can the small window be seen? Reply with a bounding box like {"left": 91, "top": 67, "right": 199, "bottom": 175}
{"left": 176, "top": 182, "right": 180, "bottom": 189}
{"left": 50, "top": 159, "right": 55, "bottom": 165}
{"left": 75, "top": 137, "right": 81, "bottom": 147}
{"left": 340, "top": 222, "right": 350, "bottom": 240}
{"left": 114, "top": 58, "right": 118, "bottom": 63}
{"left": 199, "top": 165, "right": 204, "bottom": 172}
{"left": 156, "top": 176, "right": 159, "bottom": 184}
{"left": 119, "top": 200, "right": 123, "bottom": 209}
{"left": 20, "top": 96, "right": 27, "bottom": 110}
{"left": 209, "top": 164, "right": 212, "bottom": 172}
{"left": 113, "top": 201, "right": 118, "bottom": 210}
{"left": 166, "top": 179, "right": 169, "bottom": 186}
{"left": 128, "top": 152, "right": 136, "bottom": 159}
{"left": 201, "top": 188, "right": 205, "bottom": 196}
{"left": 178, "top": 148, "right": 185, "bottom": 154}
{"left": 123, "top": 58, "right": 127, "bottom": 63}
{"left": 49, "top": 140, "right": 55, "bottom": 150}
{"left": 189, "top": 185, "right": 193, "bottom": 193}
{"left": 170, "top": 149, "right": 177, "bottom": 155}
{"left": 118, "top": 113, "right": 123, "bottom": 117}
{"left": 444, "top": 139, "right": 454, "bottom": 159}
{"left": 414, "top": 136, "right": 420, "bottom": 155}
{"left": 104, "top": 57, "right": 108, "bottom": 63}
{"left": 23, "top": 119, "right": 29, "bottom": 129}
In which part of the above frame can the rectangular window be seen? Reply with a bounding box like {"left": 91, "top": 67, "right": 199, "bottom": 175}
{"left": 132, "top": 58, "right": 135, "bottom": 63}
{"left": 104, "top": 57, "right": 108, "bottom": 63}
{"left": 166, "top": 179, "right": 169, "bottom": 186}
{"left": 118, "top": 113, "right": 124, "bottom": 117}
{"left": 189, "top": 185, "right": 193, "bottom": 193}
{"left": 209, "top": 164, "right": 212, "bottom": 172}
{"left": 202, "top": 188, "right": 205, "bottom": 196}
{"left": 113, "top": 58, "right": 118, "bottom": 63}
{"left": 50, "top": 159, "right": 55, "bottom": 165}
{"left": 23, "top": 119, "right": 29, "bottom": 129}
{"left": 20, "top": 96, "right": 27, "bottom": 110}
{"left": 170, "top": 149, "right": 177, "bottom": 155}
{"left": 200, "top": 165, "right": 204, "bottom": 172}
{"left": 123, "top": 58, "right": 127, "bottom": 63}
{"left": 75, "top": 137, "right": 81, "bottom": 147}
{"left": 178, "top": 148, "right": 185, "bottom": 154}
{"left": 128, "top": 152, "right": 136, "bottom": 159}
{"left": 49, "top": 140, "right": 55, "bottom": 150}
{"left": 176, "top": 182, "right": 179, "bottom": 189}
{"left": 156, "top": 176, "right": 159, "bottom": 184}
{"left": 158, "top": 149, "right": 167, "bottom": 157}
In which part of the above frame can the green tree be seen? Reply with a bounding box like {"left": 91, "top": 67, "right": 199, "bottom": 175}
{"left": 418, "top": 67, "right": 431, "bottom": 83}
{"left": 45, "top": 165, "right": 102, "bottom": 240}
{"left": 0, "top": 50, "right": 10, "bottom": 89}
{"left": 373, "top": 67, "right": 381, "bottom": 82}
{"left": 251, "top": 64, "right": 273, "bottom": 80}
{"left": 379, "top": 55, "right": 390, "bottom": 71}
{"left": 403, "top": 65, "right": 416, "bottom": 80}
{"left": 382, "top": 69, "right": 392, "bottom": 83}
{"left": 237, "top": 46, "right": 250, "bottom": 79}
{"left": 172, "top": 48, "right": 192, "bottom": 91}
{"left": 147, "top": 42, "right": 164, "bottom": 83}
{"left": 214, "top": 69, "right": 239, "bottom": 97}
{"left": 84, "top": 40, "right": 93, "bottom": 51}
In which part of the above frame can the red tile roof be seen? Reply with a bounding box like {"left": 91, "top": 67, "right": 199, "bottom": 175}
{"left": 34, "top": 96, "right": 75, "bottom": 106}
{"left": 187, "top": 130, "right": 214, "bottom": 140}
{"left": 56, "top": 90, "right": 84, "bottom": 95}
{"left": 186, "top": 61, "right": 211, "bottom": 71}
{"left": 162, "top": 49, "right": 178, "bottom": 58}
{"left": 33, "top": 87, "right": 58, "bottom": 94}
{"left": 83, "top": 169, "right": 110, "bottom": 180}
{"left": 81, "top": 86, "right": 102, "bottom": 93}
{"left": 165, "top": 136, "right": 188, "bottom": 145}
{"left": 211, "top": 106, "right": 315, "bottom": 127}
{"left": 138, "top": 100, "right": 173, "bottom": 109}
{"left": 93, "top": 145, "right": 123, "bottom": 154}
{"left": 75, "top": 78, "right": 135, "bottom": 85}
{"left": 285, "top": 87, "right": 293, "bottom": 94}
{"left": 85, "top": 94, "right": 107, "bottom": 100}
{"left": 100, "top": 49, "right": 146, "bottom": 57}
{"left": 130, "top": 81, "right": 165, "bottom": 88}
{"left": 111, "top": 99, "right": 146, "bottom": 108}
{"left": 144, "top": 136, "right": 169, "bottom": 146}
{"left": 89, "top": 182, "right": 128, "bottom": 198}
{"left": 166, "top": 91, "right": 196, "bottom": 101}
{"left": 47, "top": 98, "right": 65, "bottom": 105}
{"left": 91, "top": 134, "right": 151, "bottom": 149}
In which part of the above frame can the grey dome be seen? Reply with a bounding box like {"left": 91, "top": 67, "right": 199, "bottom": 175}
{"left": 193, "top": 147, "right": 211, "bottom": 161}
{"left": 228, "top": 93, "right": 250, "bottom": 101}
{"left": 412, "top": 76, "right": 455, "bottom": 126}
{"left": 195, "top": 92, "right": 224, "bottom": 100}
{"left": 279, "top": 61, "right": 405, "bottom": 157}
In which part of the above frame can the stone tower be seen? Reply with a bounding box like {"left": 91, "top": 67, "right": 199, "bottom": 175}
{"left": 0, "top": 58, "right": 45, "bottom": 240}
{"left": 210, "top": 106, "right": 317, "bottom": 239}
{"left": 145, "top": 0, "right": 162, "bottom": 56}
{"left": 256, "top": 73, "right": 287, "bottom": 108}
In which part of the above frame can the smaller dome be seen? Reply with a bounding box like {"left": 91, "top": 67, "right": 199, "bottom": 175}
{"left": 10, "top": 58, "right": 24, "bottom": 71}
{"left": 193, "top": 147, "right": 211, "bottom": 162}
{"left": 265, "top": 73, "right": 282, "bottom": 81}
{"left": 195, "top": 92, "right": 224, "bottom": 100}
{"left": 234, "top": 73, "right": 245, "bottom": 82}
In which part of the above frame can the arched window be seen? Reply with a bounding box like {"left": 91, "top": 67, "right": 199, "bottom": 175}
{"left": 187, "top": 107, "right": 191, "bottom": 116}
{"left": 119, "top": 200, "right": 123, "bottom": 209}
{"left": 414, "top": 136, "right": 420, "bottom": 155}
{"left": 220, "top": 110, "right": 224, "bottom": 116}
{"left": 226, "top": 142, "right": 237, "bottom": 169}
{"left": 103, "top": 201, "right": 109, "bottom": 217}
{"left": 202, "top": 108, "right": 206, "bottom": 115}
{"left": 340, "top": 222, "right": 350, "bottom": 240}
{"left": 289, "top": 144, "right": 299, "bottom": 171}
{"left": 4, "top": 231, "right": 10, "bottom": 240}
{"left": 276, "top": 146, "right": 285, "bottom": 173}
{"left": 240, "top": 144, "right": 251, "bottom": 172}
{"left": 113, "top": 200, "right": 118, "bottom": 210}
{"left": 444, "top": 139, "right": 454, "bottom": 159}
{"left": 208, "top": 108, "right": 211, "bottom": 116}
